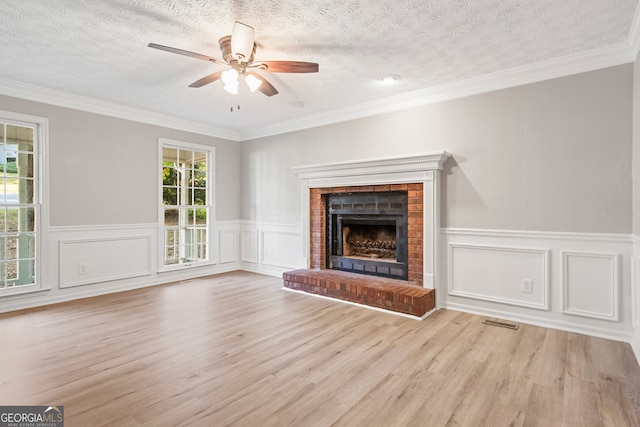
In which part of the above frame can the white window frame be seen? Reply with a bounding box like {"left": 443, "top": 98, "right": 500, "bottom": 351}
{"left": 0, "top": 110, "right": 47, "bottom": 296}
{"left": 158, "top": 138, "right": 215, "bottom": 272}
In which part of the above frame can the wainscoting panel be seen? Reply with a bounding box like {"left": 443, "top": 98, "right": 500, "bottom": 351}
{"left": 442, "top": 228, "right": 633, "bottom": 342}
{"left": 448, "top": 243, "right": 549, "bottom": 310}
{"left": 240, "top": 229, "right": 259, "bottom": 264}
{"left": 633, "top": 254, "right": 640, "bottom": 328}
{"left": 218, "top": 229, "right": 237, "bottom": 264}
{"left": 262, "top": 230, "right": 302, "bottom": 269}
{"left": 239, "top": 222, "right": 305, "bottom": 276}
{"left": 562, "top": 252, "right": 619, "bottom": 321}
{"left": 60, "top": 236, "right": 152, "bottom": 288}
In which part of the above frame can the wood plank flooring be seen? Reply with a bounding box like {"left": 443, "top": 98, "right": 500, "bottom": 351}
{"left": 0, "top": 271, "right": 639, "bottom": 426}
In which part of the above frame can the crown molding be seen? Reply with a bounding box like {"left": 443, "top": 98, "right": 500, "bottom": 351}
{"left": 0, "top": 36, "right": 636, "bottom": 143}
{"left": 630, "top": 1, "right": 640, "bottom": 62}
{"left": 240, "top": 41, "right": 635, "bottom": 141}
{"left": 0, "top": 78, "right": 241, "bottom": 141}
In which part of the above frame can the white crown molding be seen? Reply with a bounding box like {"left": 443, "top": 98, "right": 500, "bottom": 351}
{"left": 0, "top": 78, "right": 241, "bottom": 142}
{"left": 0, "top": 37, "right": 636, "bottom": 143}
{"left": 629, "top": 1, "right": 640, "bottom": 61}
{"left": 240, "top": 42, "right": 635, "bottom": 141}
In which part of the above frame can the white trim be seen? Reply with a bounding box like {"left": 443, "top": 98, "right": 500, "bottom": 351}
{"left": 0, "top": 78, "right": 240, "bottom": 141}
{"left": 629, "top": 1, "right": 640, "bottom": 61}
{"left": 281, "top": 287, "right": 435, "bottom": 320}
{"left": 561, "top": 251, "right": 620, "bottom": 321}
{"left": 49, "top": 223, "right": 158, "bottom": 233}
{"left": 447, "top": 243, "right": 550, "bottom": 311}
{"left": 443, "top": 227, "right": 634, "bottom": 243}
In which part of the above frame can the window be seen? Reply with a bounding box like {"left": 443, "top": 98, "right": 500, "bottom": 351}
{"left": 160, "top": 140, "right": 213, "bottom": 268}
{"left": 0, "top": 113, "right": 43, "bottom": 291}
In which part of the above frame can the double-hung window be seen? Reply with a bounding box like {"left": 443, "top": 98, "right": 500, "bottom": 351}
{"left": 0, "top": 111, "right": 43, "bottom": 292}
{"left": 160, "top": 139, "right": 213, "bottom": 268}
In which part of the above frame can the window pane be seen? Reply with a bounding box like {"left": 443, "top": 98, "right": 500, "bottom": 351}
{"left": 162, "top": 164, "right": 177, "bottom": 185}
{"left": 163, "top": 147, "right": 178, "bottom": 163}
{"left": 193, "top": 170, "right": 206, "bottom": 187}
{"left": 182, "top": 208, "right": 195, "bottom": 225}
{"left": 16, "top": 153, "right": 34, "bottom": 178}
{"left": 164, "top": 209, "right": 178, "bottom": 226}
{"left": 6, "top": 236, "right": 17, "bottom": 261}
{"left": 3, "top": 208, "right": 35, "bottom": 233}
{"left": 193, "top": 189, "right": 206, "bottom": 205}
{"left": 178, "top": 150, "right": 193, "bottom": 165}
{"left": 195, "top": 208, "right": 207, "bottom": 225}
{"left": 162, "top": 187, "right": 177, "bottom": 205}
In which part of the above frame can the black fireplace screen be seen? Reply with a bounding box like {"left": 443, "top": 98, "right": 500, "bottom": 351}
{"left": 326, "top": 191, "right": 408, "bottom": 280}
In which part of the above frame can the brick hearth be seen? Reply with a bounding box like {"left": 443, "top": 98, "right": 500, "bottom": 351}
{"left": 283, "top": 269, "right": 435, "bottom": 317}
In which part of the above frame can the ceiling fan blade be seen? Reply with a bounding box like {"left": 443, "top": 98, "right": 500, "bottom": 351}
{"left": 259, "top": 61, "right": 319, "bottom": 73}
{"left": 148, "top": 43, "right": 226, "bottom": 65}
{"left": 231, "top": 22, "right": 255, "bottom": 62}
{"left": 247, "top": 72, "right": 278, "bottom": 96}
{"left": 189, "top": 70, "right": 224, "bottom": 88}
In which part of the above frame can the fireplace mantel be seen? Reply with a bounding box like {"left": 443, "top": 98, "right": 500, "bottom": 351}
{"left": 294, "top": 152, "right": 451, "bottom": 292}
{"left": 292, "top": 152, "right": 451, "bottom": 181}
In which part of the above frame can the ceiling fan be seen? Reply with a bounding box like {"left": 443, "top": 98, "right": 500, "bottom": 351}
{"left": 148, "top": 22, "right": 319, "bottom": 97}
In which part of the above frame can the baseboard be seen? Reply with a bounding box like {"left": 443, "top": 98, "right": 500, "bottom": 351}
{"left": 445, "top": 301, "right": 633, "bottom": 343}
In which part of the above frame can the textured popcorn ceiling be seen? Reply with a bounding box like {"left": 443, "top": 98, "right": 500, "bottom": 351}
{"left": 0, "top": 0, "right": 638, "bottom": 135}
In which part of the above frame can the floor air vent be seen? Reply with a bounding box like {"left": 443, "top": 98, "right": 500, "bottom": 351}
{"left": 482, "top": 319, "right": 519, "bottom": 330}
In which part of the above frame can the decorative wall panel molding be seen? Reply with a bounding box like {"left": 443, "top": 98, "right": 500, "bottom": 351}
{"left": 261, "top": 230, "right": 303, "bottom": 270}
{"left": 562, "top": 251, "right": 620, "bottom": 321}
{"left": 218, "top": 229, "right": 237, "bottom": 264}
{"left": 239, "top": 222, "right": 304, "bottom": 276}
{"left": 448, "top": 243, "right": 550, "bottom": 310}
{"left": 632, "top": 255, "right": 640, "bottom": 328}
{"left": 240, "top": 229, "right": 259, "bottom": 264}
{"left": 59, "top": 236, "right": 152, "bottom": 288}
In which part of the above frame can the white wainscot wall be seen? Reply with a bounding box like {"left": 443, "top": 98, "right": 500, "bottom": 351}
{"left": 0, "top": 222, "right": 241, "bottom": 313}
{"left": 239, "top": 221, "right": 305, "bottom": 276}
{"left": 442, "top": 228, "right": 634, "bottom": 342}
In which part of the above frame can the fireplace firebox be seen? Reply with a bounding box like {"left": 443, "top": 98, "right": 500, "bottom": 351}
{"left": 326, "top": 191, "right": 408, "bottom": 280}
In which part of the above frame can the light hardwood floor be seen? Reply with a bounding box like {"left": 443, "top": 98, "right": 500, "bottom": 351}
{"left": 0, "top": 271, "right": 639, "bottom": 426}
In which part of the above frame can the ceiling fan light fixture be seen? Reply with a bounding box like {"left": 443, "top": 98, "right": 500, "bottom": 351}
{"left": 245, "top": 74, "right": 262, "bottom": 92}
{"left": 221, "top": 68, "right": 239, "bottom": 85}
{"left": 231, "top": 21, "right": 255, "bottom": 63}
{"left": 223, "top": 80, "right": 239, "bottom": 94}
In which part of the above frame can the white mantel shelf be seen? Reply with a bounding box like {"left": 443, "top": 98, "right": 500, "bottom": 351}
{"left": 292, "top": 152, "right": 451, "bottom": 180}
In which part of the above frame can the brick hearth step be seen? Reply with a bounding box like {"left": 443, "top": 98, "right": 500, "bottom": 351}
{"left": 282, "top": 269, "right": 435, "bottom": 317}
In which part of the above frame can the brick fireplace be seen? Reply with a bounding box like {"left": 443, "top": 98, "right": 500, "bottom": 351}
{"left": 284, "top": 152, "right": 450, "bottom": 318}
{"left": 310, "top": 184, "right": 424, "bottom": 285}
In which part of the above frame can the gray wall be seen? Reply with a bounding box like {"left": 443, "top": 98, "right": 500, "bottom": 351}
{"left": 0, "top": 94, "right": 240, "bottom": 226}
{"left": 241, "top": 64, "right": 633, "bottom": 234}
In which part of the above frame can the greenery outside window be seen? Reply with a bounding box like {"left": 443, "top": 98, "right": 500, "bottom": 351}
{"left": 160, "top": 140, "right": 213, "bottom": 268}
